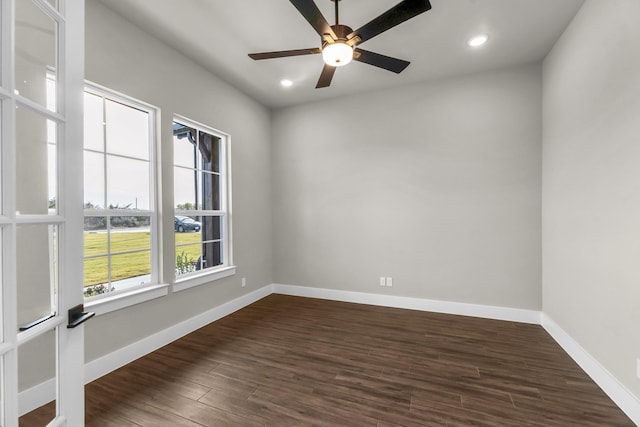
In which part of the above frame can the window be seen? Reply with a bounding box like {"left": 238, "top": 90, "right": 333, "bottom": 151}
{"left": 83, "top": 84, "right": 158, "bottom": 300}
{"left": 173, "top": 116, "right": 233, "bottom": 286}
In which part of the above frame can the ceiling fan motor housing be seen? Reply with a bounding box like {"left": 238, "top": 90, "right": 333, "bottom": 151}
{"left": 329, "top": 24, "right": 353, "bottom": 41}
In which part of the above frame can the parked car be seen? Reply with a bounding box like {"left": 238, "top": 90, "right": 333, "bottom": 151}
{"left": 174, "top": 216, "right": 201, "bottom": 232}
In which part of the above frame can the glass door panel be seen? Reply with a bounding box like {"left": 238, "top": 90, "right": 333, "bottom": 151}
{"left": 18, "top": 331, "right": 55, "bottom": 396}
{"left": 15, "top": 106, "right": 57, "bottom": 215}
{"left": 18, "top": 332, "right": 57, "bottom": 423}
{"left": 16, "top": 224, "right": 57, "bottom": 329}
{"left": 15, "top": 0, "right": 57, "bottom": 111}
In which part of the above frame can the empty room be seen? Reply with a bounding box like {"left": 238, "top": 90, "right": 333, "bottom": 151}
{"left": 2, "top": 0, "right": 639, "bottom": 425}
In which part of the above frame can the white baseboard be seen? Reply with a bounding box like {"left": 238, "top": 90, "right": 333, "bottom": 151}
{"left": 18, "top": 378, "right": 56, "bottom": 417}
{"left": 18, "top": 283, "right": 639, "bottom": 426}
{"left": 18, "top": 285, "right": 272, "bottom": 416}
{"left": 542, "top": 313, "right": 640, "bottom": 425}
{"left": 272, "top": 283, "right": 542, "bottom": 324}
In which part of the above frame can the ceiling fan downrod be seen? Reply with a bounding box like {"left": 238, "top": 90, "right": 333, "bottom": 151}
{"left": 328, "top": 0, "right": 352, "bottom": 41}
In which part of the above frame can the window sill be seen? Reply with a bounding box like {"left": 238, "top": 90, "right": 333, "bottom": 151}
{"left": 173, "top": 265, "right": 236, "bottom": 293}
{"left": 85, "top": 283, "right": 170, "bottom": 316}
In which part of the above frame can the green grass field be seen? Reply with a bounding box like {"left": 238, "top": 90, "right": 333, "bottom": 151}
{"left": 84, "top": 231, "right": 200, "bottom": 286}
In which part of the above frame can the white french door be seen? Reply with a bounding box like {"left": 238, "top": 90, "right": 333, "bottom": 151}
{"left": 0, "top": 0, "right": 85, "bottom": 426}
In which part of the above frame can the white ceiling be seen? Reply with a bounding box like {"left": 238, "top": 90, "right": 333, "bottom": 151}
{"left": 97, "top": 0, "right": 585, "bottom": 109}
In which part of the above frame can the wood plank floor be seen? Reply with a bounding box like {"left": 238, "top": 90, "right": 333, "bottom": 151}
{"left": 21, "top": 294, "right": 633, "bottom": 426}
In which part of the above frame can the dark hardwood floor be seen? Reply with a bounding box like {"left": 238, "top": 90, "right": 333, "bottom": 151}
{"left": 21, "top": 294, "right": 633, "bottom": 426}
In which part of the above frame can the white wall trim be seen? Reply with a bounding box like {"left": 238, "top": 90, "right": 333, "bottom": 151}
{"left": 542, "top": 313, "right": 640, "bottom": 425}
{"left": 272, "top": 283, "right": 542, "bottom": 324}
{"left": 19, "top": 283, "right": 639, "bottom": 424}
{"left": 18, "top": 378, "right": 56, "bottom": 417}
{"left": 172, "top": 266, "right": 237, "bottom": 293}
{"left": 85, "top": 283, "right": 170, "bottom": 317}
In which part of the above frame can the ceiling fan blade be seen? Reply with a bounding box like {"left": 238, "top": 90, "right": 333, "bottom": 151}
{"left": 249, "top": 48, "right": 322, "bottom": 60}
{"left": 347, "top": 0, "right": 431, "bottom": 45}
{"left": 353, "top": 48, "right": 410, "bottom": 74}
{"left": 290, "top": 0, "right": 337, "bottom": 40}
{"left": 316, "top": 64, "right": 336, "bottom": 88}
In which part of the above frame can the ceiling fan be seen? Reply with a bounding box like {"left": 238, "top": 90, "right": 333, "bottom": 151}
{"left": 248, "top": 0, "right": 432, "bottom": 88}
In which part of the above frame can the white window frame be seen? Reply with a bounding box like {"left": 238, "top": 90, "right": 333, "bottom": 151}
{"left": 172, "top": 114, "right": 234, "bottom": 292}
{"left": 83, "top": 83, "right": 167, "bottom": 314}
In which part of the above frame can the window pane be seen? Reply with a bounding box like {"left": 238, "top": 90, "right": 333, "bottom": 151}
{"left": 16, "top": 107, "right": 57, "bottom": 215}
{"left": 201, "top": 216, "right": 222, "bottom": 241}
{"left": 84, "top": 217, "right": 107, "bottom": 256}
{"left": 105, "top": 99, "right": 149, "bottom": 160}
{"left": 174, "top": 167, "right": 198, "bottom": 210}
{"left": 175, "top": 243, "right": 201, "bottom": 276}
{"left": 47, "top": 136, "right": 57, "bottom": 212}
{"left": 199, "top": 131, "right": 220, "bottom": 173}
{"left": 84, "top": 92, "right": 104, "bottom": 152}
{"left": 202, "top": 241, "right": 223, "bottom": 269}
{"left": 173, "top": 122, "right": 196, "bottom": 168}
{"left": 84, "top": 151, "right": 105, "bottom": 209}
{"left": 84, "top": 256, "right": 109, "bottom": 297}
{"left": 111, "top": 251, "right": 151, "bottom": 289}
{"left": 107, "top": 156, "right": 149, "bottom": 210}
{"left": 15, "top": 0, "right": 57, "bottom": 111}
{"left": 110, "top": 217, "right": 151, "bottom": 253}
{"left": 201, "top": 172, "right": 220, "bottom": 210}
{"left": 84, "top": 214, "right": 108, "bottom": 299}
{"left": 17, "top": 224, "right": 57, "bottom": 329}
{"left": 174, "top": 232, "right": 222, "bottom": 277}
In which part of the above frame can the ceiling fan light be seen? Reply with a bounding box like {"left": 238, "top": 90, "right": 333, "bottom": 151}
{"left": 322, "top": 42, "right": 354, "bottom": 67}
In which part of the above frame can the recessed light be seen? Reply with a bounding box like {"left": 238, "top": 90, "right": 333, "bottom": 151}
{"left": 467, "top": 34, "right": 489, "bottom": 47}
{"left": 280, "top": 79, "right": 293, "bottom": 87}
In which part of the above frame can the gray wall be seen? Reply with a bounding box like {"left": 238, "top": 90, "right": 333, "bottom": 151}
{"left": 542, "top": 0, "right": 640, "bottom": 396}
{"left": 83, "top": 0, "right": 273, "bottom": 363}
{"left": 272, "top": 64, "right": 542, "bottom": 310}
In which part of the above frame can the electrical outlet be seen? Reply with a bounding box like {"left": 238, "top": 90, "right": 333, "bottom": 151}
{"left": 241, "top": 277, "right": 246, "bottom": 288}
{"left": 386, "top": 277, "right": 393, "bottom": 287}
{"left": 379, "top": 277, "right": 386, "bottom": 287}
{"left": 636, "top": 358, "right": 640, "bottom": 380}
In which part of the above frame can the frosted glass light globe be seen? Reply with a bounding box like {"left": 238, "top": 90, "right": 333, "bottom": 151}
{"left": 322, "top": 42, "right": 353, "bottom": 67}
